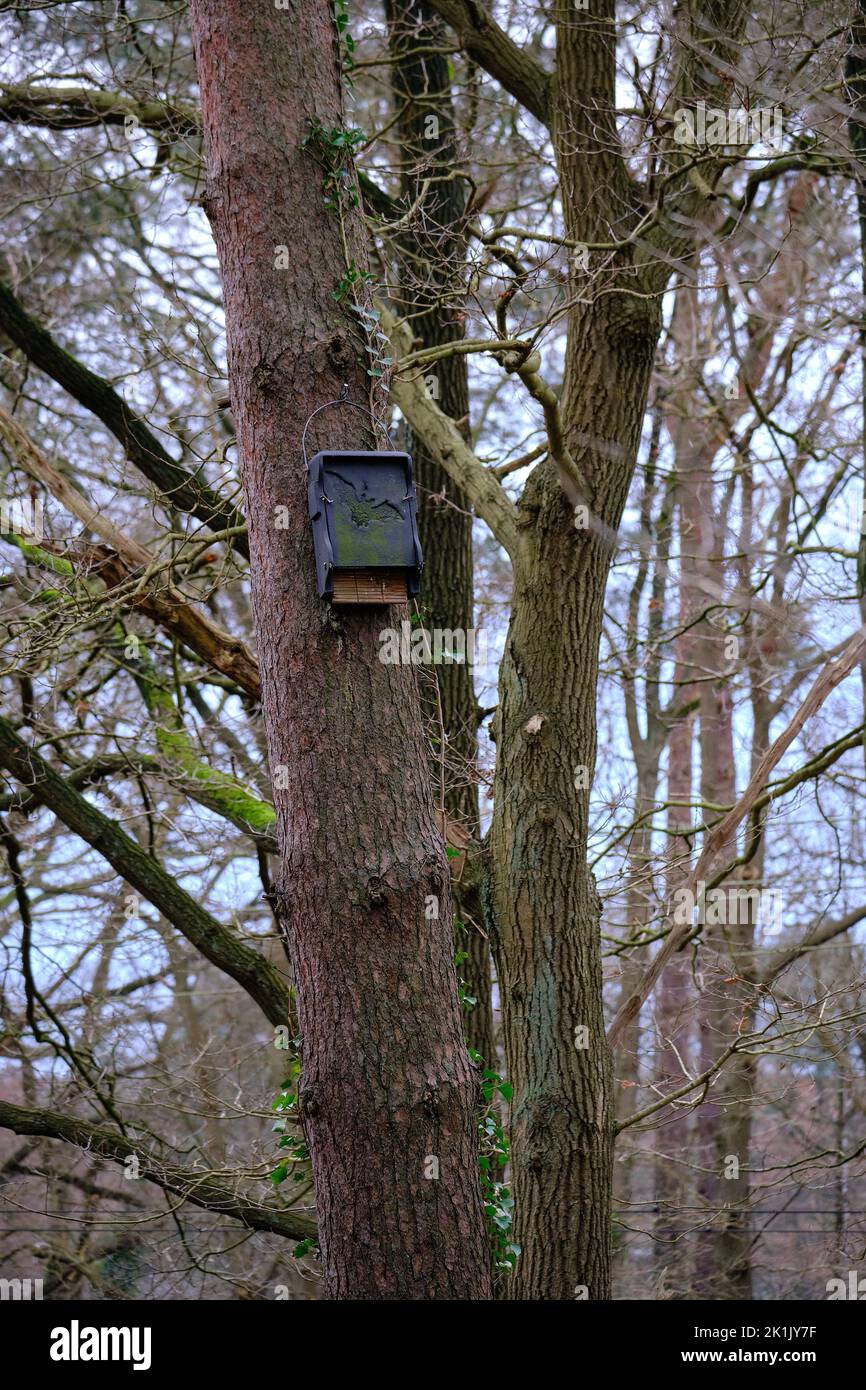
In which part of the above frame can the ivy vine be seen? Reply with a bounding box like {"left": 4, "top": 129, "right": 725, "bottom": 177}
{"left": 270, "top": 1049, "right": 317, "bottom": 1259}
{"left": 301, "top": 115, "right": 392, "bottom": 410}
{"left": 458, "top": 920, "right": 520, "bottom": 1276}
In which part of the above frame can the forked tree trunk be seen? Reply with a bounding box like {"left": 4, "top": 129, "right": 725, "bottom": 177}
{"left": 188, "top": 0, "right": 491, "bottom": 1300}
{"left": 490, "top": 293, "right": 659, "bottom": 1301}
{"left": 481, "top": 0, "right": 681, "bottom": 1297}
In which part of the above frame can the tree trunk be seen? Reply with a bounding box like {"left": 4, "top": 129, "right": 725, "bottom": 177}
{"left": 188, "top": 0, "right": 491, "bottom": 1300}
{"left": 395, "top": 0, "right": 749, "bottom": 1301}
{"left": 846, "top": 0, "right": 866, "bottom": 773}
{"left": 491, "top": 287, "right": 657, "bottom": 1299}
{"left": 485, "top": 3, "right": 665, "bottom": 1295}
{"left": 488, "top": 233, "right": 660, "bottom": 1300}
{"left": 386, "top": 0, "right": 495, "bottom": 1065}
{"left": 651, "top": 611, "right": 697, "bottom": 1293}
{"left": 614, "top": 755, "right": 661, "bottom": 1277}
{"left": 680, "top": 451, "right": 753, "bottom": 1300}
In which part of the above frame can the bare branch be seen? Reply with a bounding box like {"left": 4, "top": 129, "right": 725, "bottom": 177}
{"left": 0, "top": 1097, "right": 315, "bottom": 1243}
{"left": 381, "top": 305, "right": 522, "bottom": 558}
{"left": 427, "top": 1, "right": 551, "bottom": 126}
{"left": 0, "top": 278, "right": 248, "bottom": 559}
{"left": 609, "top": 624, "right": 866, "bottom": 1047}
{"left": 0, "top": 408, "right": 261, "bottom": 699}
{"left": 0, "top": 715, "right": 290, "bottom": 1028}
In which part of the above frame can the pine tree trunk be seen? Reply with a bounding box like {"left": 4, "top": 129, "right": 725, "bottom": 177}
{"left": 188, "top": 0, "right": 492, "bottom": 1301}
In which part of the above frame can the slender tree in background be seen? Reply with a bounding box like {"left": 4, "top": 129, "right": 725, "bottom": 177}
{"left": 386, "top": 0, "right": 495, "bottom": 1065}
{"left": 186, "top": 0, "right": 490, "bottom": 1300}
{"left": 846, "top": 0, "right": 866, "bottom": 760}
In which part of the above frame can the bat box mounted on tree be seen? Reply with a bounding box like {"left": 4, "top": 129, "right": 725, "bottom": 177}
{"left": 307, "top": 447, "right": 423, "bottom": 605}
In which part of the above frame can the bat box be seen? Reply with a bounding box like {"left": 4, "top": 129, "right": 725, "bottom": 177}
{"left": 307, "top": 450, "right": 423, "bottom": 604}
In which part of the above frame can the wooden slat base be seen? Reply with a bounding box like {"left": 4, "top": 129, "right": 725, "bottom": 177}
{"left": 331, "top": 569, "right": 408, "bottom": 604}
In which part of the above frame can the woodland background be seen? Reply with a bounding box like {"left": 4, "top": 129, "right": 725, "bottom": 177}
{"left": 0, "top": 0, "right": 864, "bottom": 1301}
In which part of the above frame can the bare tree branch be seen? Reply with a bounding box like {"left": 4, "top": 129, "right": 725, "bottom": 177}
{"left": 0, "top": 278, "right": 248, "bottom": 559}
{"left": 0, "top": 1098, "right": 316, "bottom": 1243}
{"left": 427, "top": 1, "right": 551, "bottom": 126}
{"left": 0, "top": 407, "right": 261, "bottom": 698}
{"left": 609, "top": 624, "right": 866, "bottom": 1046}
{"left": 382, "top": 306, "right": 522, "bottom": 557}
{"left": 0, "top": 84, "right": 200, "bottom": 136}
{"left": 0, "top": 715, "right": 289, "bottom": 1028}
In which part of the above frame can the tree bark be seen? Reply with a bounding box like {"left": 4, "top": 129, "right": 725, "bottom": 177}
{"left": 489, "top": 302, "right": 655, "bottom": 1299}
{"left": 187, "top": 0, "right": 491, "bottom": 1300}
{"left": 846, "top": 1, "right": 866, "bottom": 770}
{"left": 386, "top": 0, "right": 495, "bottom": 1065}
{"left": 653, "top": 653, "right": 697, "bottom": 1296}
{"left": 387, "top": 0, "right": 751, "bottom": 1300}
